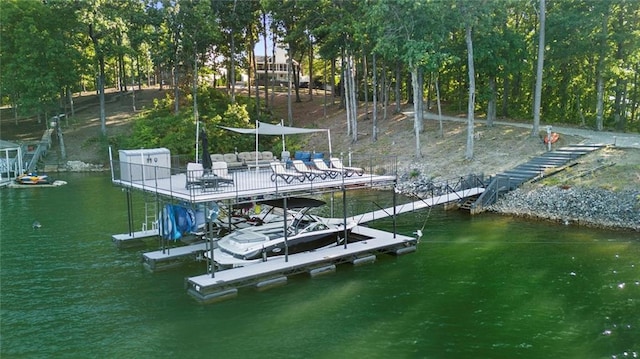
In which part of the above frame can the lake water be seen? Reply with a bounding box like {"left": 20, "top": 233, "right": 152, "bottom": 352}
{"left": 1, "top": 173, "right": 638, "bottom": 358}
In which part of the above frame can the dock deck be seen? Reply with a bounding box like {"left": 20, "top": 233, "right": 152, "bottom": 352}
{"left": 185, "top": 225, "right": 418, "bottom": 303}
{"left": 112, "top": 229, "right": 160, "bottom": 248}
{"left": 111, "top": 162, "right": 396, "bottom": 204}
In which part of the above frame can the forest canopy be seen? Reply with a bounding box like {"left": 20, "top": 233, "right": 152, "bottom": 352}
{"left": 1, "top": 0, "right": 638, "bottom": 138}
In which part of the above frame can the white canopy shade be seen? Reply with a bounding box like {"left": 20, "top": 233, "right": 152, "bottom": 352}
{"left": 219, "top": 121, "right": 332, "bottom": 156}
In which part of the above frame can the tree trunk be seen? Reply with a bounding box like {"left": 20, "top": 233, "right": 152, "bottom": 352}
{"left": 630, "top": 62, "right": 638, "bottom": 123}
{"left": 339, "top": 49, "right": 345, "bottom": 110}
{"left": 136, "top": 54, "right": 142, "bottom": 90}
{"left": 131, "top": 55, "right": 137, "bottom": 111}
{"left": 487, "top": 76, "right": 496, "bottom": 127}
{"left": 98, "top": 57, "right": 106, "bottom": 136}
{"left": 230, "top": 34, "right": 236, "bottom": 103}
{"left": 382, "top": 65, "right": 388, "bottom": 122}
{"left": 501, "top": 75, "right": 509, "bottom": 117}
{"left": 308, "top": 41, "right": 313, "bottom": 99}
{"left": 395, "top": 62, "right": 401, "bottom": 113}
{"left": 531, "top": 0, "right": 545, "bottom": 136}
{"left": 251, "top": 34, "right": 259, "bottom": 119}
{"left": 67, "top": 87, "right": 75, "bottom": 119}
{"left": 435, "top": 73, "right": 443, "bottom": 137}
{"left": 465, "top": 25, "right": 475, "bottom": 160}
{"left": 411, "top": 66, "right": 422, "bottom": 158}
{"left": 372, "top": 53, "right": 378, "bottom": 142}
{"left": 331, "top": 58, "right": 336, "bottom": 106}
{"left": 426, "top": 72, "right": 433, "bottom": 112}
{"left": 294, "top": 55, "right": 302, "bottom": 103}
{"left": 323, "top": 60, "right": 327, "bottom": 117}
{"left": 120, "top": 51, "right": 127, "bottom": 92}
{"left": 344, "top": 55, "right": 351, "bottom": 137}
{"left": 595, "top": 11, "right": 608, "bottom": 131}
{"left": 287, "top": 46, "right": 293, "bottom": 125}
{"left": 363, "top": 52, "right": 369, "bottom": 120}
{"left": 417, "top": 67, "right": 424, "bottom": 133}
{"left": 349, "top": 56, "right": 358, "bottom": 143}
{"left": 614, "top": 79, "right": 626, "bottom": 131}
{"left": 173, "top": 63, "right": 179, "bottom": 115}
{"left": 270, "top": 29, "right": 276, "bottom": 109}
{"left": 262, "top": 10, "right": 269, "bottom": 110}
{"left": 13, "top": 99, "right": 18, "bottom": 125}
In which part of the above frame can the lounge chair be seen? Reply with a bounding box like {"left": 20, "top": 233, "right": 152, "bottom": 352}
{"left": 292, "top": 160, "right": 327, "bottom": 181}
{"left": 312, "top": 158, "right": 342, "bottom": 179}
{"left": 270, "top": 162, "right": 305, "bottom": 184}
{"left": 186, "top": 162, "right": 205, "bottom": 189}
{"left": 210, "top": 161, "right": 234, "bottom": 186}
{"left": 330, "top": 157, "right": 364, "bottom": 177}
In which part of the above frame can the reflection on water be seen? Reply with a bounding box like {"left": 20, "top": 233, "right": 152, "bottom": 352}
{"left": 1, "top": 173, "right": 638, "bottom": 358}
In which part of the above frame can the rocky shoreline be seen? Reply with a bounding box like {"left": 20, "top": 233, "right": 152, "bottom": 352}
{"left": 396, "top": 172, "right": 640, "bottom": 232}
{"left": 60, "top": 160, "right": 108, "bottom": 172}
{"left": 487, "top": 186, "right": 640, "bottom": 232}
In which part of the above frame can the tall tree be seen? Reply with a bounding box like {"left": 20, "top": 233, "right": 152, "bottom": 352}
{"left": 531, "top": 0, "right": 546, "bottom": 136}
{"left": 1, "top": 0, "right": 83, "bottom": 122}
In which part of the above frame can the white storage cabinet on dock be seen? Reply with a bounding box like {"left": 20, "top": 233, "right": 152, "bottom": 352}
{"left": 119, "top": 148, "right": 171, "bottom": 181}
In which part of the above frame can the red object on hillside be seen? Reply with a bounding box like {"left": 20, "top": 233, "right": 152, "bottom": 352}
{"left": 544, "top": 132, "right": 559, "bottom": 144}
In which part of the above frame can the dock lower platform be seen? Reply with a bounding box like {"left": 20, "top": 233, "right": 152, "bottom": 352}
{"left": 112, "top": 229, "right": 160, "bottom": 248}
{"left": 185, "top": 225, "right": 418, "bottom": 304}
{"left": 142, "top": 241, "right": 212, "bottom": 271}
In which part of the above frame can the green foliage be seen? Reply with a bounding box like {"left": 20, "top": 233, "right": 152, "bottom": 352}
{"left": 120, "top": 88, "right": 280, "bottom": 158}
{"left": 2, "top": 0, "right": 639, "bottom": 136}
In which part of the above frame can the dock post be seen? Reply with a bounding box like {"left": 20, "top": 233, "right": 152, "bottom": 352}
{"left": 342, "top": 185, "right": 348, "bottom": 249}
{"left": 392, "top": 178, "right": 397, "bottom": 238}
{"left": 283, "top": 197, "right": 289, "bottom": 262}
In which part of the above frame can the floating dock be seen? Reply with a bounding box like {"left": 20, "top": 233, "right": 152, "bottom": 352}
{"left": 142, "top": 241, "right": 212, "bottom": 271}
{"left": 185, "top": 225, "right": 418, "bottom": 304}
{"left": 110, "top": 152, "right": 486, "bottom": 303}
{"left": 138, "top": 188, "right": 483, "bottom": 273}
{"left": 112, "top": 229, "right": 160, "bottom": 248}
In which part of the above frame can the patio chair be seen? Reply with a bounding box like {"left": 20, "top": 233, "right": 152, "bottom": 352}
{"left": 186, "top": 162, "right": 231, "bottom": 190}
{"left": 329, "top": 157, "right": 364, "bottom": 177}
{"left": 312, "top": 158, "right": 342, "bottom": 179}
{"left": 186, "top": 162, "right": 206, "bottom": 189}
{"left": 292, "top": 160, "right": 327, "bottom": 181}
{"left": 270, "top": 162, "right": 305, "bottom": 184}
{"left": 210, "top": 161, "right": 235, "bottom": 186}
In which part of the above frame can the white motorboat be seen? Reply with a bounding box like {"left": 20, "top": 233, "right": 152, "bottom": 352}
{"left": 209, "top": 198, "right": 356, "bottom": 269}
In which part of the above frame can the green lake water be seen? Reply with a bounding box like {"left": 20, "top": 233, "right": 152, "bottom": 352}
{"left": 1, "top": 173, "right": 638, "bottom": 358}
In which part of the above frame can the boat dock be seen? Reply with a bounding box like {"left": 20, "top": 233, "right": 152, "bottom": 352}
{"left": 185, "top": 225, "right": 418, "bottom": 303}
{"left": 110, "top": 151, "right": 484, "bottom": 303}
{"left": 138, "top": 186, "right": 484, "bottom": 273}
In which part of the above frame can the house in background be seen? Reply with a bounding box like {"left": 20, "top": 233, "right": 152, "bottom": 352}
{"left": 253, "top": 46, "right": 306, "bottom": 87}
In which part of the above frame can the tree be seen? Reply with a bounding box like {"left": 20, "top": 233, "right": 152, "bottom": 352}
{"left": 1, "top": 0, "right": 83, "bottom": 122}
{"left": 464, "top": 17, "right": 476, "bottom": 160}
{"left": 370, "top": 0, "right": 446, "bottom": 157}
{"left": 531, "top": 0, "right": 546, "bottom": 136}
{"left": 79, "top": 0, "right": 137, "bottom": 135}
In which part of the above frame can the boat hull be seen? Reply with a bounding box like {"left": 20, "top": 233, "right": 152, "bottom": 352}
{"left": 16, "top": 174, "right": 52, "bottom": 185}
{"left": 211, "top": 225, "right": 354, "bottom": 269}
